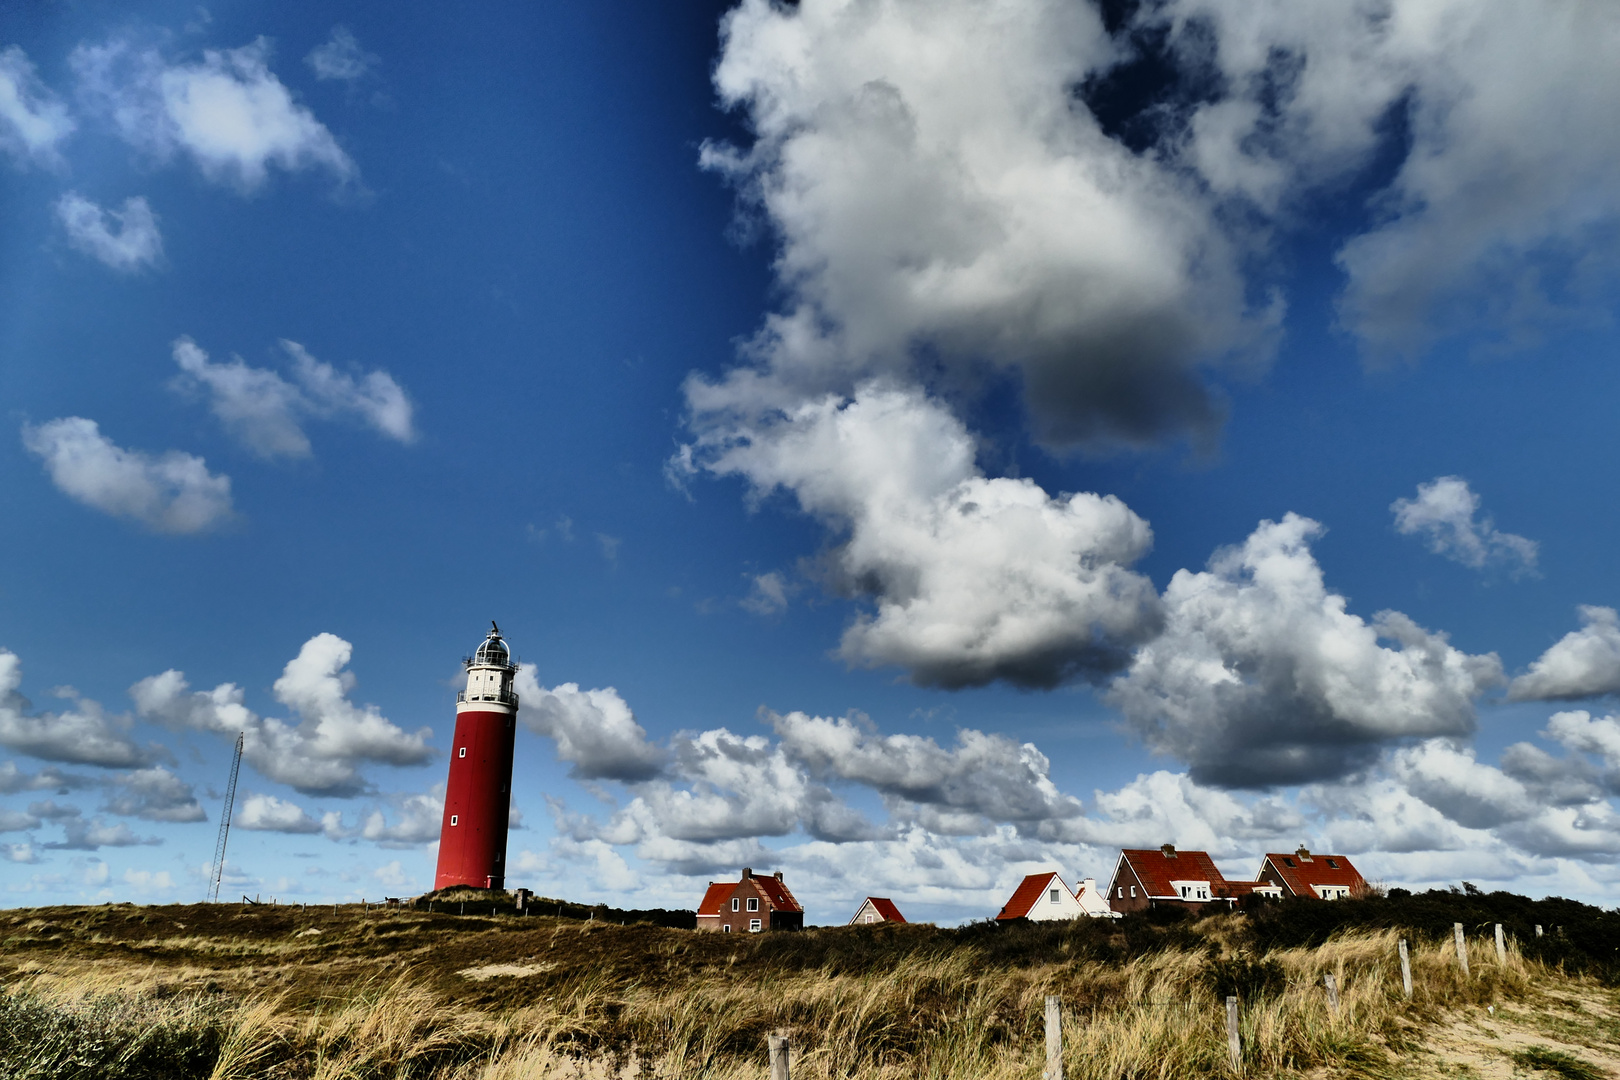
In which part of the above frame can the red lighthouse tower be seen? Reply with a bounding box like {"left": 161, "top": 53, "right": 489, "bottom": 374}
{"left": 434, "top": 623, "right": 519, "bottom": 890}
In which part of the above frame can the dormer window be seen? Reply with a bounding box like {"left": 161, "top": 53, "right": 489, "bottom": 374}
{"left": 1326, "top": 858, "right": 1339, "bottom": 869}
{"left": 1283, "top": 857, "right": 1295, "bottom": 867}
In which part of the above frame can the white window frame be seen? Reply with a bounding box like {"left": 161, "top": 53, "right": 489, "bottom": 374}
{"left": 750, "top": 918, "right": 762, "bottom": 932}
{"left": 731, "top": 897, "right": 740, "bottom": 912}
{"left": 747, "top": 897, "right": 759, "bottom": 912}
{"left": 458, "top": 748, "right": 466, "bottom": 758}
{"left": 450, "top": 815, "right": 458, "bottom": 826}
{"left": 722, "top": 924, "right": 731, "bottom": 933}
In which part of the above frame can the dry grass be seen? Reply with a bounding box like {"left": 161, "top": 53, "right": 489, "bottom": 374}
{"left": 0, "top": 904, "right": 1610, "bottom": 1080}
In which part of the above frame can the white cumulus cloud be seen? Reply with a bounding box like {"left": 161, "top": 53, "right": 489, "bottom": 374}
{"left": 132, "top": 633, "right": 433, "bottom": 796}
{"left": 235, "top": 792, "right": 323, "bottom": 834}
{"left": 71, "top": 36, "right": 356, "bottom": 191}
{"left": 1509, "top": 606, "right": 1620, "bottom": 702}
{"left": 171, "top": 336, "right": 415, "bottom": 458}
{"left": 102, "top": 766, "right": 206, "bottom": 822}
{"left": 685, "top": 383, "right": 1161, "bottom": 688}
{"left": 21, "top": 417, "right": 233, "bottom": 534}
{"left": 1391, "top": 476, "right": 1538, "bottom": 575}
{"left": 1108, "top": 513, "right": 1504, "bottom": 786}
{"left": 514, "top": 673, "right": 665, "bottom": 782}
{"left": 0, "top": 651, "right": 153, "bottom": 768}
{"left": 701, "top": 0, "right": 1270, "bottom": 453}
{"left": 54, "top": 193, "right": 163, "bottom": 272}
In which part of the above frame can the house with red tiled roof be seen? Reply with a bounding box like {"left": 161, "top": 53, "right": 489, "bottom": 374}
{"left": 997, "top": 871, "right": 1095, "bottom": 922}
{"left": 849, "top": 897, "right": 905, "bottom": 925}
{"left": 1258, "top": 849, "right": 1367, "bottom": 900}
{"left": 1106, "top": 845, "right": 1284, "bottom": 913}
{"left": 695, "top": 867, "right": 804, "bottom": 932}
{"left": 1107, "top": 845, "right": 1286, "bottom": 913}
{"left": 1108, "top": 846, "right": 1228, "bottom": 914}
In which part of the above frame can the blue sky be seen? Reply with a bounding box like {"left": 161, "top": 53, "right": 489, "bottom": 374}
{"left": 3, "top": 0, "right": 1620, "bottom": 921}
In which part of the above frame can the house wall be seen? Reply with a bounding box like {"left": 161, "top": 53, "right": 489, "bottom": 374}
{"left": 1106, "top": 858, "right": 1153, "bottom": 914}
{"left": 1257, "top": 859, "right": 1295, "bottom": 897}
{"left": 1024, "top": 877, "right": 1086, "bottom": 922}
{"left": 721, "top": 876, "right": 803, "bottom": 932}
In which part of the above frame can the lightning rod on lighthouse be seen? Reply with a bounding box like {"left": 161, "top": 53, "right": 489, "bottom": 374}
{"left": 434, "top": 622, "right": 519, "bottom": 890}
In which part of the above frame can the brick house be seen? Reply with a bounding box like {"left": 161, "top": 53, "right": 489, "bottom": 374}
{"left": 695, "top": 867, "right": 805, "bottom": 932}
{"left": 1257, "top": 849, "right": 1367, "bottom": 899}
{"left": 849, "top": 897, "right": 905, "bottom": 925}
{"left": 1106, "top": 845, "right": 1282, "bottom": 913}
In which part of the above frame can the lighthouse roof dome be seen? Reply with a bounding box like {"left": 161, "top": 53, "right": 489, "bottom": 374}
{"left": 473, "top": 624, "right": 512, "bottom": 667}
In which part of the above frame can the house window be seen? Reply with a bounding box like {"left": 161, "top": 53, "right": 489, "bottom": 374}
{"left": 1283, "top": 857, "right": 1295, "bottom": 867}
{"left": 1181, "top": 886, "right": 1189, "bottom": 897}
{"left": 1326, "top": 858, "right": 1339, "bottom": 869}
{"left": 747, "top": 897, "right": 759, "bottom": 911}
{"left": 1049, "top": 889, "right": 1061, "bottom": 903}
{"left": 722, "top": 924, "right": 731, "bottom": 933}
{"left": 450, "top": 815, "right": 458, "bottom": 826}
{"left": 864, "top": 912, "right": 876, "bottom": 923}
{"left": 750, "top": 919, "right": 762, "bottom": 932}
{"left": 1130, "top": 886, "right": 1136, "bottom": 898}
{"left": 458, "top": 748, "right": 467, "bottom": 758}
{"left": 731, "top": 898, "right": 740, "bottom": 912}
{"left": 1117, "top": 887, "right": 1123, "bottom": 899}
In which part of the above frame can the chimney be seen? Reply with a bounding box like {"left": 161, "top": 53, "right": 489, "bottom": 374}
{"left": 1082, "top": 877, "right": 1096, "bottom": 895}
{"left": 1296, "top": 847, "right": 1313, "bottom": 861}
{"left": 742, "top": 867, "right": 753, "bottom": 879}
{"left": 774, "top": 871, "right": 784, "bottom": 881}
{"left": 1161, "top": 843, "right": 1177, "bottom": 857}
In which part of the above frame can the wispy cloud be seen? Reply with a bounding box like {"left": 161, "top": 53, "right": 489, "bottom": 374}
{"left": 72, "top": 36, "right": 355, "bottom": 191}
{"left": 1392, "top": 476, "right": 1539, "bottom": 576}
{"left": 171, "top": 336, "right": 414, "bottom": 458}
{"left": 0, "top": 45, "right": 74, "bottom": 167}
{"left": 305, "top": 27, "right": 378, "bottom": 82}
{"left": 54, "top": 193, "right": 163, "bottom": 272}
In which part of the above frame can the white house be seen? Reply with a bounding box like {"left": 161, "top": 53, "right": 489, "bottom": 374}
{"left": 996, "top": 871, "right": 1090, "bottom": 922}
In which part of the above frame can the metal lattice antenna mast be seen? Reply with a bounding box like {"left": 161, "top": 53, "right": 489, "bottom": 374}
{"left": 208, "top": 733, "right": 244, "bottom": 903}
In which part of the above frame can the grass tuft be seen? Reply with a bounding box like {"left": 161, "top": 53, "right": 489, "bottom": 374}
{"left": 1512, "top": 1046, "right": 1609, "bottom": 1080}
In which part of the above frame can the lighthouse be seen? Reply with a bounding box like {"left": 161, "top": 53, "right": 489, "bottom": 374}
{"left": 434, "top": 623, "right": 519, "bottom": 891}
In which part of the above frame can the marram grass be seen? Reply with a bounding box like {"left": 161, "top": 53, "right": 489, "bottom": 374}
{"left": 0, "top": 906, "right": 1606, "bottom": 1080}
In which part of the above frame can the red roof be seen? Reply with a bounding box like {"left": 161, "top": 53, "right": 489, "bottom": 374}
{"left": 753, "top": 874, "right": 803, "bottom": 912}
{"left": 998, "top": 872, "right": 1062, "bottom": 920}
{"left": 865, "top": 897, "right": 905, "bottom": 922}
{"left": 1261, "top": 853, "right": 1366, "bottom": 897}
{"left": 696, "top": 882, "right": 733, "bottom": 918}
{"left": 1119, "top": 849, "right": 1229, "bottom": 898}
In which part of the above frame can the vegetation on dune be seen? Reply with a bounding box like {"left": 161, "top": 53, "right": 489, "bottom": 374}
{"left": 0, "top": 890, "right": 1615, "bottom": 1079}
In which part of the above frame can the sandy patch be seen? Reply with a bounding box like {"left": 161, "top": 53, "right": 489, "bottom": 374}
{"left": 458, "top": 963, "right": 554, "bottom": 981}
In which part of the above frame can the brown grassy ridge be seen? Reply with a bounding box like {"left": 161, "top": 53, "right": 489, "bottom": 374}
{"left": 2, "top": 900, "right": 1618, "bottom": 1079}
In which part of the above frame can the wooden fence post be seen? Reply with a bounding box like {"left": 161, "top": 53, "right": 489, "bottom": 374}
{"left": 1454, "top": 923, "right": 1469, "bottom": 976}
{"left": 1044, "top": 995, "right": 1063, "bottom": 1080}
{"left": 1323, "top": 973, "right": 1339, "bottom": 1017}
{"left": 1495, "top": 924, "right": 1506, "bottom": 962}
{"left": 1398, "top": 939, "right": 1413, "bottom": 999}
{"left": 1226, "top": 996, "right": 1241, "bottom": 1073}
{"left": 768, "top": 1032, "right": 791, "bottom": 1080}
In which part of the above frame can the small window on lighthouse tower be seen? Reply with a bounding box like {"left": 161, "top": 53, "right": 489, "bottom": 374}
{"left": 450, "top": 815, "right": 458, "bottom": 826}
{"left": 459, "top": 748, "right": 466, "bottom": 758}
